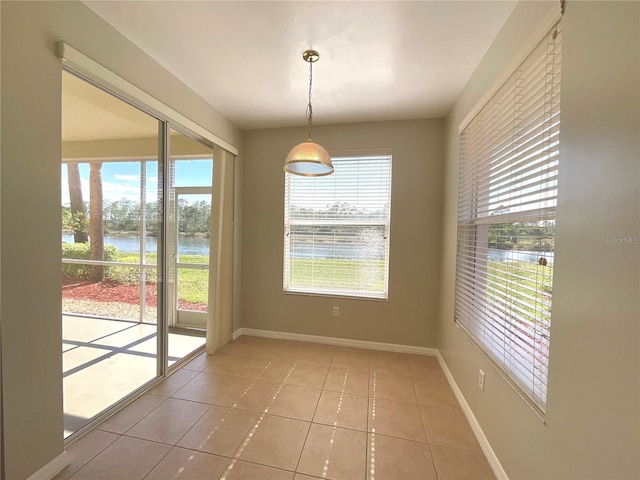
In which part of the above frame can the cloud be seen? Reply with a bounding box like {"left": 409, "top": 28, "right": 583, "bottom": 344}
{"left": 61, "top": 178, "right": 157, "bottom": 204}
{"left": 102, "top": 181, "right": 140, "bottom": 202}
{"left": 61, "top": 161, "right": 162, "bottom": 206}
{"left": 114, "top": 174, "right": 139, "bottom": 182}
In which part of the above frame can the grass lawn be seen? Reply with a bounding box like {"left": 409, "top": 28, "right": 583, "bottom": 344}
{"left": 116, "top": 253, "right": 209, "bottom": 304}
{"left": 66, "top": 248, "right": 389, "bottom": 304}
{"left": 486, "top": 259, "right": 553, "bottom": 324}
{"left": 176, "top": 267, "right": 208, "bottom": 304}
{"left": 289, "top": 258, "right": 386, "bottom": 293}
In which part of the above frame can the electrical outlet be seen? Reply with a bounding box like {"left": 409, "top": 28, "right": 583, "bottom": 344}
{"left": 478, "top": 369, "right": 485, "bottom": 391}
{"left": 332, "top": 306, "right": 340, "bottom": 316}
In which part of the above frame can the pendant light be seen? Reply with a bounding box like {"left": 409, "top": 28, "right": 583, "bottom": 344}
{"left": 283, "top": 49, "right": 333, "bottom": 176}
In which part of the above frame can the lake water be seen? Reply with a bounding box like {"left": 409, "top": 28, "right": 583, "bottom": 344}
{"left": 62, "top": 234, "right": 383, "bottom": 259}
{"left": 62, "top": 234, "right": 210, "bottom": 255}
{"left": 291, "top": 243, "right": 385, "bottom": 260}
{"left": 488, "top": 249, "right": 554, "bottom": 264}
{"left": 62, "top": 234, "right": 552, "bottom": 263}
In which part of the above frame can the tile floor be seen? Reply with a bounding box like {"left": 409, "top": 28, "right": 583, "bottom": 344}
{"left": 56, "top": 335, "right": 495, "bottom": 480}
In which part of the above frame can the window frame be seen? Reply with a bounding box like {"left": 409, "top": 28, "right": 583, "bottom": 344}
{"left": 283, "top": 150, "right": 392, "bottom": 300}
{"left": 454, "top": 21, "right": 561, "bottom": 416}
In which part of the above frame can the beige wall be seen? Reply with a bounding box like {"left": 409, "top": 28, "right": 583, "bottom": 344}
{"left": 242, "top": 120, "right": 444, "bottom": 347}
{"left": 0, "top": 2, "right": 241, "bottom": 478}
{"left": 0, "top": 2, "right": 3, "bottom": 477}
{"left": 439, "top": 1, "right": 639, "bottom": 478}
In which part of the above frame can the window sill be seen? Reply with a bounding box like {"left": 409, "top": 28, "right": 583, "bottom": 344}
{"left": 283, "top": 289, "right": 388, "bottom": 302}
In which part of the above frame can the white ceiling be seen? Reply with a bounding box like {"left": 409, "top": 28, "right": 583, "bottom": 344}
{"left": 84, "top": 1, "right": 516, "bottom": 130}
{"left": 62, "top": 71, "right": 160, "bottom": 142}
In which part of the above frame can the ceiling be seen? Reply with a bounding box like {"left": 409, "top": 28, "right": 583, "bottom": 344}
{"left": 62, "top": 71, "right": 159, "bottom": 142}
{"left": 84, "top": 1, "right": 517, "bottom": 131}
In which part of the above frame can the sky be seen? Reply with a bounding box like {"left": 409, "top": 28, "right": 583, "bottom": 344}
{"left": 61, "top": 158, "right": 212, "bottom": 205}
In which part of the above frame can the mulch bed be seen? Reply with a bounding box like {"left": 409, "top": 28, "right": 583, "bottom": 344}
{"left": 62, "top": 277, "right": 207, "bottom": 312}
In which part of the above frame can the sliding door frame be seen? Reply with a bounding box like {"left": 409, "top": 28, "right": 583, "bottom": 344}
{"left": 59, "top": 42, "right": 237, "bottom": 443}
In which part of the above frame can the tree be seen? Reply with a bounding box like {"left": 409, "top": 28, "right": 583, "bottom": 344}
{"left": 89, "top": 163, "right": 104, "bottom": 282}
{"left": 177, "top": 199, "right": 211, "bottom": 235}
{"left": 104, "top": 199, "right": 140, "bottom": 233}
{"left": 145, "top": 201, "right": 159, "bottom": 235}
{"left": 67, "top": 163, "right": 88, "bottom": 243}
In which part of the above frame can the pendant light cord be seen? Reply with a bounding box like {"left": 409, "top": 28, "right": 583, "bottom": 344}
{"left": 306, "top": 59, "right": 314, "bottom": 140}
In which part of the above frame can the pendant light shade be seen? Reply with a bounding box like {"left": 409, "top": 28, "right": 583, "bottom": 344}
{"left": 283, "top": 49, "right": 333, "bottom": 176}
{"left": 284, "top": 139, "right": 333, "bottom": 176}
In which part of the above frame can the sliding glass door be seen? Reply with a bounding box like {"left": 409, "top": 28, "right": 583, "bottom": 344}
{"left": 61, "top": 72, "right": 212, "bottom": 438}
{"left": 61, "top": 71, "right": 163, "bottom": 437}
{"left": 165, "top": 129, "right": 212, "bottom": 366}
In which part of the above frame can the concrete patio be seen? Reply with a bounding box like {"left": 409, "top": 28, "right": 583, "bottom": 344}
{"left": 62, "top": 315, "right": 205, "bottom": 438}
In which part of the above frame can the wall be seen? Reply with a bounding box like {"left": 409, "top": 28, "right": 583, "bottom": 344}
{"left": 439, "top": 1, "right": 639, "bottom": 479}
{"left": 242, "top": 120, "right": 443, "bottom": 347}
{"left": 0, "top": 2, "right": 3, "bottom": 477}
{"left": 0, "top": 2, "right": 241, "bottom": 478}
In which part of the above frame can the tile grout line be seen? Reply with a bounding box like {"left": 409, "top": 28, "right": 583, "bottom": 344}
{"left": 291, "top": 353, "right": 330, "bottom": 476}
{"left": 61, "top": 431, "right": 120, "bottom": 480}
{"left": 69, "top": 338, "right": 490, "bottom": 480}
{"left": 218, "top": 360, "right": 299, "bottom": 479}
{"left": 139, "top": 440, "right": 174, "bottom": 480}
{"left": 362, "top": 353, "right": 372, "bottom": 480}
{"left": 170, "top": 395, "right": 216, "bottom": 452}
{"left": 366, "top": 350, "right": 372, "bottom": 480}
{"left": 411, "top": 360, "right": 439, "bottom": 478}
{"left": 214, "top": 458, "right": 295, "bottom": 480}
{"left": 97, "top": 394, "right": 168, "bottom": 437}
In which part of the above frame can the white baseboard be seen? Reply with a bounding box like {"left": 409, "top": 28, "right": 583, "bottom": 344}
{"left": 27, "top": 451, "right": 71, "bottom": 480}
{"left": 436, "top": 352, "right": 508, "bottom": 480}
{"left": 233, "top": 327, "right": 438, "bottom": 356}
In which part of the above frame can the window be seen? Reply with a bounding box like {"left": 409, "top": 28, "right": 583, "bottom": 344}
{"left": 455, "top": 24, "right": 561, "bottom": 412}
{"left": 284, "top": 152, "right": 392, "bottom": 299}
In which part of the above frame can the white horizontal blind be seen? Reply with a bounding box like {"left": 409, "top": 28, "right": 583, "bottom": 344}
{"left": 284, "top": 154, "right": 392, "bottom": 299}
{"left": 455, "top": 24, "right": 561, "bottom": 412}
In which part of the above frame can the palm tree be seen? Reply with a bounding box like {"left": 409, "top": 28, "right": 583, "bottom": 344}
{"left": 89, "top": 162, "right": 104, "bottom": 282}
{"left": 67, "top": 163, "right": 88, "bottom": 243}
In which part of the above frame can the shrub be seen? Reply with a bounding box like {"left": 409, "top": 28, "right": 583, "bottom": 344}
{"left": 62, "top": 242, "right": 119, "bottom": 280}
{"left": 107, "top": 264, "right": 158, "bottom": 285}
{"left": 62, "top": 242, "right": 158, "bottom": 285}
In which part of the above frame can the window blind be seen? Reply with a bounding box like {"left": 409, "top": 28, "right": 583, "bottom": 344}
{"left": 284, "top": 154, "right": 392, "bottom": 299}
{"left": 455, "top": 24, "right": 561, "bottom": 412}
